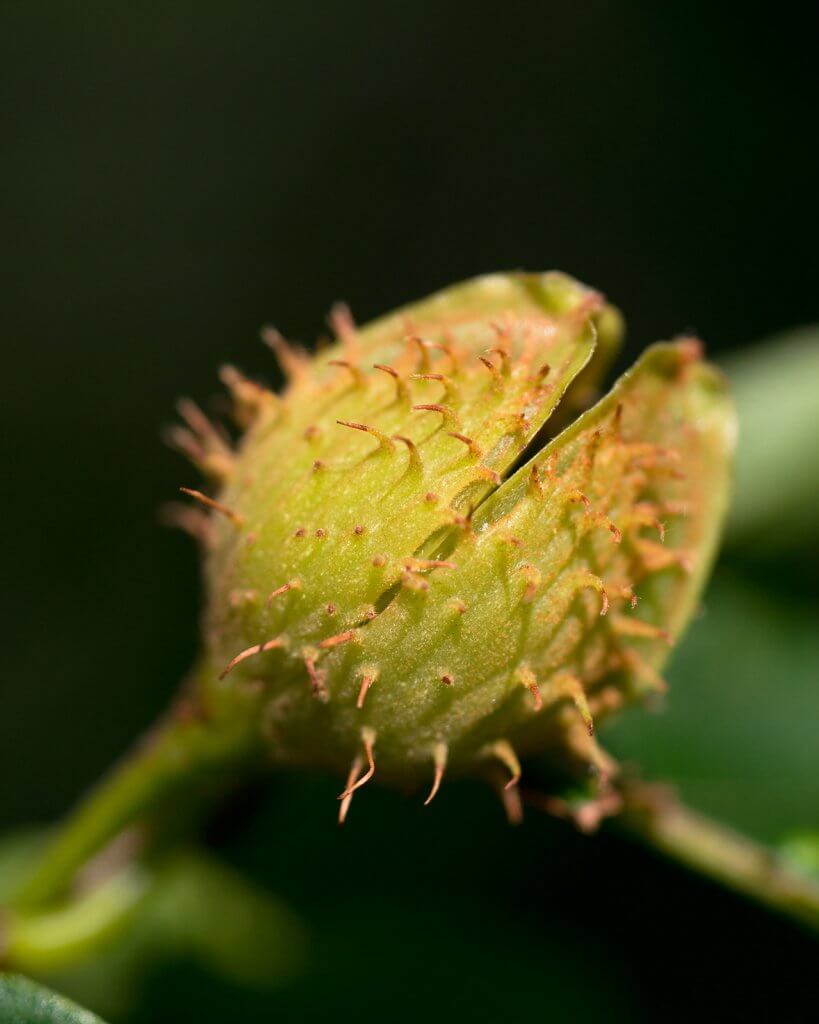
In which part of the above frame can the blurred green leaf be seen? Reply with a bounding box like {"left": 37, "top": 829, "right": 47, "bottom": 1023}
{"left": 142, "top": 851, "right": 306, "bottom": 988}
{"left": 722, "top": 326, "right": 819, "bottom": 552}
{"left": 0, "top": 838, "right": 304, "bottom": 1020}
{"left": 0, "top": 974, "right": 107, "bottom": 1024}
{"left": 603, "top": 569, "right": 819, "bottom": 845}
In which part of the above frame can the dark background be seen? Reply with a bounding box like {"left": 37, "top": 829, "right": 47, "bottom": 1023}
{"left": 1, "top": 3, "right": 817, "bottom": 1020}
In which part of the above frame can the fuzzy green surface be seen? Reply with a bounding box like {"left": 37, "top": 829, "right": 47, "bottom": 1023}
{"left": 192, "top": 273, "right": 734, "bottom": 789}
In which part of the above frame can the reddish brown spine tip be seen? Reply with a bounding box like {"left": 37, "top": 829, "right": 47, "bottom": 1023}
{"left": 337, "top": 419, "right": 394, "bottom": 452}
{"left": 556, "top": 674, "right": 595, "bottom": 735}
{"left": 448, "top": 431, "right": 483, "bottom": 459}
{"left": 483, "top": 740, "right": 522, "bottom": 792}
{"left": 424, "top": 743, "right": 448, "bottom": 806}
{"left": 373, "top": 363, "right": 408, "bottom": 400}
{"left": 373, "top": 362, "right": 398, "bottom": 378}
{"left": 432, "top": 337, "right": 461, "bottom": 373}
{"left": 412, "top": 372, "right": 460, "bottom": 401}
{"left": 407, "top": 334, "right": 432, "bottom": 373}
{"left": 478, "top": 355, "right": 504, "bottom": 389}
{"left": 179, "top": 487, "right": 244, "bottom": 526}
{"left": 327, "top": 359, "right": 365, "bottom": 386}
{"left": 338, "top": 728, "right": 376, "bottom": 800}
{"left": 412, "top": 403, "right": 461, "bottom": 429}
{"left": 568, "top": 489, "right": 592, "bottom": 511}
{"left": 219, "top": 636, "right": 284, "bottom": 679}
{"left": 356, "top": 671, "right": 377, "bottom": 709}
{"left": 487, "top": 347, "right": 511, "bottom": 373}
{"left": 391, "top": 434, "right": 423, "bottom": 470}
{"left": 266, "top": 580, "right": 299, "bottom": 606}
{"left": 319, "top": 629, "right": 358, "bottom": 649}
{"left": 338, "top": 755, "right": 363, "bottom": 824}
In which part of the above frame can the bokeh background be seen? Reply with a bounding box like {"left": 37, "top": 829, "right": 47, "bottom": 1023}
{"left": 1, "top": 3, "right": 817, "bottom": 1020}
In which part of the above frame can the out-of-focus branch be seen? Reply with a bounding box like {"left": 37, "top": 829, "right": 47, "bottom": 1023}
{"left": 617, "top": 782, "right": 819, "bottom": 932}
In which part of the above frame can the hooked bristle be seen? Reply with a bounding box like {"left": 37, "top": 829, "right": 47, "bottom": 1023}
{"left": 220, "top": 636, "right": 285, "bottom": 680}
{"left": 424, "top": 743, "right": 448, "bottom": 806}
{"left": 338, "top": 728, "right": 376, "bottom": 801}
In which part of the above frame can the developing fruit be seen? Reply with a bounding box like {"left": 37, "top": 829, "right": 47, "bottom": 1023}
{"left": 9, "top": 272, "right": 735, "bottom": 921}
{"left": 172, "top": 271, "right": 734, "bottom": 821}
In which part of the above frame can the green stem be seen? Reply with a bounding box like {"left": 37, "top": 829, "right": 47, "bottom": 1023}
{"left": 10, "top": 713, "right": 259, "bottom": 913}
{"left": 617, "top": 784, "right": 819, "bottom": 932}
{"left": 3, "top": 864, "right": 151, "bottom": 971}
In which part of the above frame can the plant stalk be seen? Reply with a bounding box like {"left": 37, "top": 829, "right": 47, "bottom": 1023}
{"left": 9, "top": 712, "right": 259, "bottom": 914}
{"left": 617, "top": 783, "right": 819, "bottom": 932}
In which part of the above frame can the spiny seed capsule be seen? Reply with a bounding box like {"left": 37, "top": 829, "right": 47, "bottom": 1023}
{"left": 4, "top": 271, "right": 737, "bottom": 926}
{"left": 174, "top": 271, "right": 734, "bottom": 820}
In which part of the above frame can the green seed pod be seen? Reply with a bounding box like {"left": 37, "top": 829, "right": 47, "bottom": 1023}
{"left": 1, "top": 268, "right": 738, "bottom": 943}
{"left": 24, "top": 271, "right": 819, "bottom": 971}
{"left": 175, "top": 272, "right": 734, "bottom": 818}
